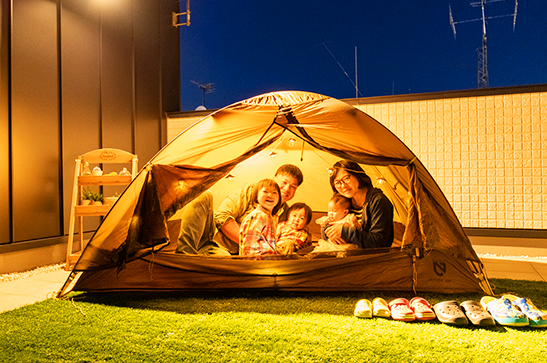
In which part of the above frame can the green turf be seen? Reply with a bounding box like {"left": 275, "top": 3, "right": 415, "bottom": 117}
{"left": 1, "top": 278, "right": 546, "bottom": 362}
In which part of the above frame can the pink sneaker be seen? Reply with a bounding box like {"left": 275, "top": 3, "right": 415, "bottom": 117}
{"left": 410, "top": 297, "right": 436, "bottom": 321}
{"left": 388, "top": 298, "right": 415, "bottom": 322}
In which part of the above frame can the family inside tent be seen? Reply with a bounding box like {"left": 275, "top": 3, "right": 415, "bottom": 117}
{"left": 174, "top": 160, "right": 395, "bottom": 258}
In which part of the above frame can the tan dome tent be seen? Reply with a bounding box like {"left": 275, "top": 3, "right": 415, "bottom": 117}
{"left": 58, "top": 91, "right": 493, "bottom": 296}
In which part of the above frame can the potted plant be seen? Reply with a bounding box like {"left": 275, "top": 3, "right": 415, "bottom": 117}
{"left": 90, "top": 191, "right": 104, "bottom": 206}
{"left": 81, "top": 188, "right": 94, "bottom": 206}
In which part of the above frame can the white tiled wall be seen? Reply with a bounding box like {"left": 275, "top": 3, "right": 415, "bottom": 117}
{"left": 354, "top": 92, "right": 547, "bottom": 230}
{"left": 167, "top": 115, "right": 204, "bottom": 142}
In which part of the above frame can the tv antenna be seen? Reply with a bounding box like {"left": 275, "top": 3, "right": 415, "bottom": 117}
{"left": 191, "top": 81, "right": 215, "bottom": 108}
{"left": 449, "top": 0, "right": 518, "bottom": 88}
{"left": 318, "top": 42, "right": 363, "bottom": 98}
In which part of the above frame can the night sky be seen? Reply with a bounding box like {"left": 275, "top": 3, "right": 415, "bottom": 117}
{"left": 179, "top": 1, "right": 547, "bottom": 111}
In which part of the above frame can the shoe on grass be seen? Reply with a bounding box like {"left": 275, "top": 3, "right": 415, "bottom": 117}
{"left": 433, "top": 300, "right": 468, "bottom": 326}
{"left": 502, "top": 294, "right": 547, "bottom": 328}
{"left": 388, "top": 298, "right": 415, "bottom": 322}
{"left": 410, "top": 297, "right": 436, "bottom": 321}
{"left": 459, "top": 300, "right": 495, "bottom": 326}
{"left": 480, "top": 296, "right": 529, "bottom": 327}
{"left": 372, "top": 297, "right": 390, "bottom": 318}
{"left": 354, "top": 299, "right": 372, "bottom": 318}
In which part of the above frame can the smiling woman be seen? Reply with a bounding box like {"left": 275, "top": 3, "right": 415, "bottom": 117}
{"left": 325, "top": 160, "right": 394, "bottom": 249}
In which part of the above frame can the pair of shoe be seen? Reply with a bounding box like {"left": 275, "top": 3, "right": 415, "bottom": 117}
{"left": 388, "top": 297, "right": 436, "bottom": 322}
{"left": 354, "top": 297, "right": 391, "bottom": 318}
{"left": 434, "top": 300, "right": 495, "bottom": 326}
{"left": 481, "top": 294, "right": 547, "bottom": 328}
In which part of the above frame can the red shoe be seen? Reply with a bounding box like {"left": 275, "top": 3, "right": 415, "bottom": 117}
{"left": 410, "top": 297, "right": 436, "bottom": 321}
{"left": 388, "top": 298, "right": 415, "bottom": 322}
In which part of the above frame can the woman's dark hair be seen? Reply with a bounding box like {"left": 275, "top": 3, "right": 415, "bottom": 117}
{"left": 287, "top": 202, "right": 313, "bottom": 225}
{"left": 329, "top": 160, "right": 372, "bottom": 194}
{"left": 252, "top": 178, "right": 283, "bottom": 215}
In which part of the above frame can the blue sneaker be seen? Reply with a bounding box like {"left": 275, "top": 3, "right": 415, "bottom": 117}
{"left": 480, "top": 296, "right": 529, "bottom": 327}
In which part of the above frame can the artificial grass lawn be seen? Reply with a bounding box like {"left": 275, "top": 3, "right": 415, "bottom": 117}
{"left": 1, "top": 278, "right": 546, "bottom": 362}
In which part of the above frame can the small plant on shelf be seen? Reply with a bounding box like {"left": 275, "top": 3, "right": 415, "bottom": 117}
{"left": 81, "top": 188, "right": 94, "bottom": 206}
{"left": 90, "top": 191, "right": 103, "bottom": 205}
{"left": 81, "top": 188, "right": 103, "bottom": 205}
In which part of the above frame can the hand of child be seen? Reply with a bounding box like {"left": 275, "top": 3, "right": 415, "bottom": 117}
{"left": 277, "top": 240, "right": 295, "bottom": 254}
{"left": 315, "top": 216, "right": 330, "bottom": 226}
{"left": 347, "top": 214, "right": 361, "bottom": 230}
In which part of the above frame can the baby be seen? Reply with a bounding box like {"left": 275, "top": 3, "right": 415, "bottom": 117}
{"left": 276, "top": 203, "right": 313, "bottom": 254}
{"left": 314, "top": 194, "right": 360, "bottom": 252}
{"left": 239, "top": 179, "right": 282, "bottom": 256}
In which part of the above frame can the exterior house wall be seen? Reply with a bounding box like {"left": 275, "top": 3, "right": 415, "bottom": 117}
{"left": 346, "top": 87, "right": 547, "bottom": 232}
{"left": 0, "top": 0, "right": 180, "bottom": 273}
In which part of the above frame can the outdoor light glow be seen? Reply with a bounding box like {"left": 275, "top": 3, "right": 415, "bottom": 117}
{"left": 288, "top": 137, "right": 296, "bottom": 147}
{"left": 376, "top": 176, "right": 386, "bottom": 186}
{"left": 226, "top": 174, "right": 235, "bottom": 181}
{"left": 176, "top": 180, "right": 188, "bottom": 193}
{"left": 268, "top": 151, "right": 277, "bottom": 160}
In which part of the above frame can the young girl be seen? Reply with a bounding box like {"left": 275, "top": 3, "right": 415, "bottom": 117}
{"left": 239, "top": 179, "right": 283, "bottom": 256}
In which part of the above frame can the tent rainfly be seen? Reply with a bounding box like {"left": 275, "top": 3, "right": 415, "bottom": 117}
{"left": 58, "top": 91, "right": 493, "bottom": 296}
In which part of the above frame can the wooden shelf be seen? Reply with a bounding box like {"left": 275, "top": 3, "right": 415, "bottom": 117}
{"left": 78, "top": 175, "right": 132, "bottom": 185}
{"left": 66, "top": 252, "right": 81, "bottom": 268}
{"left": 66, "top": 148, "right": 138, "bottom": 271}
{"left": 74, "top": 205, "right": 111, "bottom": 216}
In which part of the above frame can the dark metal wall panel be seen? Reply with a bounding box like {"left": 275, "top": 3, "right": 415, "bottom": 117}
{"left": 0, "top": 0, "right": 10, "bottom": 244}
{"left": 11, "top": 0, "right": 60, "bottom": 241}
{"left": 100, "top": 0, "right": 133, "bottom": 152}
{"left": 133, "top": 0, "right": 161, "bottom": 164}
{"left": 60, "top": 0, "right": 102, "bottom": 233}
{"left": 160, "top": 0, "right": 181, "bottom": 143}
{"left": 1, "top": 0, "right": 179, "bottom": 249}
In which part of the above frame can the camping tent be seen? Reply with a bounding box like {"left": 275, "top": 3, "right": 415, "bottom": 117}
{"left": 58, "top": 91, "right": 493, "bottom": 296}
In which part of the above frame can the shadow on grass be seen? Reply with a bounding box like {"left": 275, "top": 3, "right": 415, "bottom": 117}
{"left": 68, "top": 278, "right": 547, "bottom": 319}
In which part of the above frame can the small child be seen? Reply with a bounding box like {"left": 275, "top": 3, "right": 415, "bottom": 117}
{"left": 314, "top": 194, "right": 360, "bottom": 252}
{"left": 239, "top": 179, "right": 282, "bottom": 256}
{"left": 276, "top": 203, "right": 313, "bottom": 254}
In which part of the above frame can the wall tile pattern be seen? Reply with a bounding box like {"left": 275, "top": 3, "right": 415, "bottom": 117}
{"left": 354, "top": 92, "right": 547, "bottom": 230}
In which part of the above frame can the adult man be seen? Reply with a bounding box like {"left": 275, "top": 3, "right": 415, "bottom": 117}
{"left": 175, "top": 164, "right": 304, "bottom": 255}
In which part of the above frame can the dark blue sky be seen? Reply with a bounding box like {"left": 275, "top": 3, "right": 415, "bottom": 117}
{"left": 179, "top": 1, "right": 547, "bottom": 111}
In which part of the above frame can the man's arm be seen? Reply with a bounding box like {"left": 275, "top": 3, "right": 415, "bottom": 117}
{"left": 215, "top": 184, "right": 255, "bottom": 243}
{"left": 219, "top": 219, "right": 240, "bottom": 243}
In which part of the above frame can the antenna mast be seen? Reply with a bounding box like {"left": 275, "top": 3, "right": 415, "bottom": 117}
{"left": 449, "top": 0, "right": 518, "bottom": 88}
{"left": 191, "top": 81, "right": 215, "bottom": 108}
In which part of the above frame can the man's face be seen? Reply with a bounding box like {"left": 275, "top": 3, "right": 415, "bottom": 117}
{"left": 274, "top": 173, "right": 299, "bottom": 204}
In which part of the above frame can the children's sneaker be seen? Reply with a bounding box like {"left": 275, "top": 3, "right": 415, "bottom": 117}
{"left": 502, "top": 295, "right": 547, "bottom": 328}
{"left": 481, "top": 296, "right": 529, "bottom": 327}
{"left": 354, "top": 299, "right": 372, "bottom": 318}
{"left": 389, "top": 298, "right": 415, "bottom": 322}
{"left": 410, "top": 297, "right": 436, "bottom": 321}
{"left": 372, "top": 297, "right": 390, "bottom": 318}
